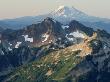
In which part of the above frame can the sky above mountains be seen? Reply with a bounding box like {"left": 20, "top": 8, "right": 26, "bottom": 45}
{"left": 0, "top": 0, "right": 110, "bottom": 19}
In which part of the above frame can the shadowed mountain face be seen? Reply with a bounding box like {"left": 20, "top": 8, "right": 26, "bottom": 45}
{"left": 0, "top": 6, "right": 110, "bottom": 33}
{"left": 68, "top": 20, "right": 94, "bottom": 36}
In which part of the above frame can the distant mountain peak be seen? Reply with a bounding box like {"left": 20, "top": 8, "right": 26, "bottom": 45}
{"left": 57, "top": 5, "right": 65, "bottom": 10}
{"left": 43, "top": 17, "right": 56, "bottom": 23}
{"left": 52, "top": 5, "right": 84, "bottom": 16}
{"left": 50, "top": 5, "right": 88, "bottom": 24}
{"left": 56, "top": 5, "right": 77, "bottom": 11}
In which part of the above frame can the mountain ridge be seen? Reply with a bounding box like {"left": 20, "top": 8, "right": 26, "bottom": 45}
{"left": 0, "top": 6, "right": 110, "bottom": 33}
{"left": 0, "top": 17, "right": 110, "bottom": 82}
{"left": 3, "top": 25, "right": 110, "bottom": 82}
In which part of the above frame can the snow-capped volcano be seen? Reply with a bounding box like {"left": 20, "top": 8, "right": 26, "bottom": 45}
{"left": 50, "top": 5, "right": 110, "bottom": 23}
{"left": 50, "top": 6, "right": 91, "bottom": 23}
{"left": 51, "top": 5, "right": 87, "bottom": 18}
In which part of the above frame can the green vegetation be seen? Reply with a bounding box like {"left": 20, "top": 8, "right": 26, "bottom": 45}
{"left": 6, "top": 49, "right": 82, "bottom": 82}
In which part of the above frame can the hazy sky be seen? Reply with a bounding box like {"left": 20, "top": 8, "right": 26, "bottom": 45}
{"left": 0, "top": 0, "right": 110, "bottom": 19}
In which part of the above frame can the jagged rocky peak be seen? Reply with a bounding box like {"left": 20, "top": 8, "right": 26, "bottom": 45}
{"left": 0, "top": 17, "right": 66, "bottom": 48}
{"left": 24, "top": 17, "right": 62, "bottom": 40}
{"left": 69, "top": 20, "right": 87, "bottom": 31}
{"left": 43, "top": 17, "right": 56, "bottom": 23}
{"left": 68, "top": 20, "right": 94, "bottom": 36}
{"left": 41, "top": 17, "right": 65, "bottom": 37}
{"left": 23, "top": 17, "right": 62, "bottom": 35}
{"left": 41, "top": 17, "right": 61, "bottom": 30}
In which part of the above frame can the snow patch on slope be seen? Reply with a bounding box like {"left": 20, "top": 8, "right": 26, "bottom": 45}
{"left": 66, "top": 34, "right": 74, "bottom": 41}
{"left": 69, "top": 31, "right": 85, "bottom": 38}
{"left": 62, "top": 25, "right": 69, "bottom": 29}
{"left": 22, "top": 35, "right": 33, "bottom": 42}
{"left": 66, "top": 31, "right": 85, "bottom": 42}
{"left": 42, "top": 34, "right": 49, "bottom": 42}
{"left": 15, "top": 42, "right": 22, "bottom": 48}
{"left": 9, "top": 43, "right": 12, "bottom": 46}
{"left": 8, "top": 47, "right": 12, "bottom": 51}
